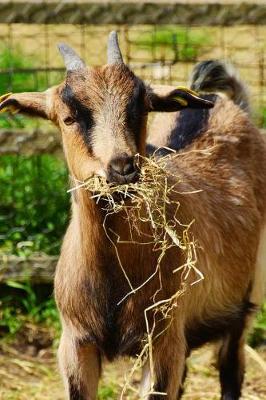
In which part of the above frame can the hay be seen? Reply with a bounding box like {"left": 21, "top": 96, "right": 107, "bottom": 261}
{"left": 69, "top": 150, "right": 204, "bottom": 398}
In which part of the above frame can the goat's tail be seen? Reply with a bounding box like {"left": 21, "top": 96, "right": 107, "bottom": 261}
{"left": 190, "top": 60, "right": 250, "bottom": 113}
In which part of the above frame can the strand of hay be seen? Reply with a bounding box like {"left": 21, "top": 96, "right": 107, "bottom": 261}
{"left": 70, "top": 150, "right": 204, "bottom": 398}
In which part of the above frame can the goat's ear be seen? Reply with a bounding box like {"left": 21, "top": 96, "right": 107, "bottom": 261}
{"left": 148, "top": 86, "right": 214, "bottom": 112}
{"left": 0, "top": 91, "right": 52, "bottom": 119}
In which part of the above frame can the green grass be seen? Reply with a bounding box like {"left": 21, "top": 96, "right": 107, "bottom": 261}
{"left": 0, "top": 155, "right": 69, "bottom": 256}
{"left": 134, "top": 26, "right": 210, "bottom": 62}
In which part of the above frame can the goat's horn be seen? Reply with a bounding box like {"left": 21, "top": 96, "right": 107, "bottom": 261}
{"left": 107, "top": 31, "right": 123, "bottom": 65}
{"left": 58, "top": 43, "right": 86, "bottom": 71}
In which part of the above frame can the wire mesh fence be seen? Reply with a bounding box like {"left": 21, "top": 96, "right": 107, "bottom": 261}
{"left": 0, "top": 23, "right": 265, "bottom": 127}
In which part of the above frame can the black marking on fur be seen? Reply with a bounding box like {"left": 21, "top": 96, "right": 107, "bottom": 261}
{"left": 126, "top": 79, "right": 147, "bottom": 147}
{"left": 69, "top": 376, "right": 85, "bottom": 400}
{"left": 190, "top": 60, "right": 249, "bottom": 113}
{"left": 219, "top": 334, "right": 244, "bottom": 400}
{"left": 186, "top": 298, "right": 256, "bottom": 399}
{"left": 186, "top": 299, "right": 255, "bottom": 350}
{"left": 191, "top": 60, "right": 232, "bottom": 92}
{"left": 146, "top": 94, "right": 216, "bottom": 156}
{"left": 61, "top": 84, "right": 94, "bottom": 149}
{"left": 76, "top": 268, "right": 144, "bottom": 361}
{"left": 168, "top": 94, "right": 217, "bottom": 151}
{"left": 217, "top": 286, "right": 255, "bottom": 400}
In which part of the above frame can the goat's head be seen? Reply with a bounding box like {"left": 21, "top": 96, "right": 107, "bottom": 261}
{"left": 0, "top": 32, "right": 213, "bottom": 184}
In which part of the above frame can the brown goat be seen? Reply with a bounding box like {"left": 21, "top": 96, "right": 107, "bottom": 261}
{"left": 1, "top": 33, "right": 265, "bottom": 400}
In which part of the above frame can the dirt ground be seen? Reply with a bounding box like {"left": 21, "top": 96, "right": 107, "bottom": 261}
{"left": 0, "top": 332, "right": 265, "bottom": 400}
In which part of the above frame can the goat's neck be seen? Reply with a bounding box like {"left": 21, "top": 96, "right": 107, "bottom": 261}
{"left": 72, "top": 187, "right": 129, "bottom": 249}
{"left": 71, "top": 188, "right": 105, "bottom": 257}
{"left": 70, "top": 187, "right": 142, "bottom": 292}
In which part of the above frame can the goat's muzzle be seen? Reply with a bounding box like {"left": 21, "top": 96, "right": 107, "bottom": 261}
{"left": 107, "top": 155, "right": 139, "bottom": 184}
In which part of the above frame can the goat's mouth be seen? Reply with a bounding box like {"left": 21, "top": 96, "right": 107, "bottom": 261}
{"left": 105, "top": 170, "right": 140, "bottom": 203}
{"left": 106, "top": 170, "right": 139, "bottom": 186}
{"left": 79, "top": 173, "right": 139, "bottom": 205}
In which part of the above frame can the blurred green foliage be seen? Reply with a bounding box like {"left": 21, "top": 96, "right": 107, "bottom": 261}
{"left": 134, "top": 27, "right": 209, "bottom": 62}
{"left": 98, "top": 385, "right": 118, "bottom": 400}
{"left": 0, "top": 44, "right": 38, "bottom": 92}
{"left": 0, "top": 44, "right": 63, "bottom": 129}
{"left": 249, "top": 302, "right": 266, "bottom": 347}
{"left": 0, "top": 281, "right": 60, "bottom": 339}
{"left": 0, "top": 43, "right": 63, "bottom": 93}
{"left": 0, "top": 155, "right": 69, "bottom": 256}
{"left": 263, "top": 108, "right": 266, "bottom": 128}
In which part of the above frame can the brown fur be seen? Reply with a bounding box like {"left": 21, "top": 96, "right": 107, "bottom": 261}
{"left": 1, "top": 61, "right": 265, "bottom": 400}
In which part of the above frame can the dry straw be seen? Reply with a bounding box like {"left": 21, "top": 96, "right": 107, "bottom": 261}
{"left": 69, "top": 150, "right": 204, "bottom": 398}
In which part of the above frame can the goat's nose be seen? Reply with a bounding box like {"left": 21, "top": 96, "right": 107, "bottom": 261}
{"left": 108, "top": 156, "right": 138, "bottom": 183}
{"left": 110, "top": 157, "right": 135, "bottom": 176}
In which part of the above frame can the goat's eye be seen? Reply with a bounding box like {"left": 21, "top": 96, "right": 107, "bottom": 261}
{"left": 64, "top": 116, "right": 76, "bottom": 126}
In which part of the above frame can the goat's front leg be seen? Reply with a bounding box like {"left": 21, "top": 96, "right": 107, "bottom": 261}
{"left": 140, "top": 330, "right": 186, "bottom": 400}
{"left": 58, "top": 328, "right": 101, "bottom": 400}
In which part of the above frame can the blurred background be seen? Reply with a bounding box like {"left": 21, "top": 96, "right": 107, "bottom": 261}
{"left": 0, "top": 1, "right": 265, "bottom": 399}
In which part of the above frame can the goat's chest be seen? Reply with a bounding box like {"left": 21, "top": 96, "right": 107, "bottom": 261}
{"left": 56, "top": 268, "right": 140, "bottom": 359}
{"left": 91, "top": 293, "right": 146, "bottom": 360}
{"left": 56, "top": 252, "right": 173, "bottom": 360}
{"left": 55, "top": 221, "right": 181, "bottom": 359}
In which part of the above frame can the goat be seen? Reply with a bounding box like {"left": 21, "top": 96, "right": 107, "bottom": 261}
{"left": 1, "top": 32, "right": 265, "bottom": 400}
